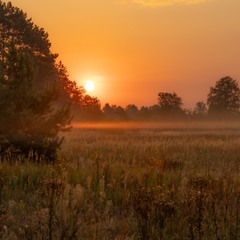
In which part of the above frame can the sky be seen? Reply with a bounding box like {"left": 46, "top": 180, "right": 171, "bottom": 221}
{"left": 6, "top": 0, "right": 240, "bottom": 108}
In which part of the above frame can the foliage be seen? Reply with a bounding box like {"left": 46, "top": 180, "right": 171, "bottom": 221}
{"left": 0, "top": 2, "right": 73, "bottom": 162}
{"left": 194, "top": 101, "right": 208, "bottom": 117}
{"left": 0, "top": 41, "right": 71, "bottom": 162}
{"left": 158, "top": 92, "right": 183, "bottom": 115}
{"left": 0, "top": 1, "right": 58, "bottom": 88}
{"left": 102, "top": 103, "right": 128, "bottom": 120}
{"left": 56, "top": 61, "right": 85, "bottom": 105}
{"left": 125, "top": 104, "right": 139, "bottom": 119}
{"left": 73, "top": 94, "right": 102, "bottom": 121}
{"left": 56, "top": 61, "right": 102, "bottom": 120}
{"left": 207, "top": 76, "right": 240, "bottom": 116}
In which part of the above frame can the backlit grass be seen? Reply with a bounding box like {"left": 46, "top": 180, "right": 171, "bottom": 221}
{"left": 1, "top": 126, "right": 240, "bottom": 239}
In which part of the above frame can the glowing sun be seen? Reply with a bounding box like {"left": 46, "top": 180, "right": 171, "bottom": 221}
{"left": 84, "top": 80, "right": 95, "bottom": 92}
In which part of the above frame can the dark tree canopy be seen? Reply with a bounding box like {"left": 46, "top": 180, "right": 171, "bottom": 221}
{"left": 125, "top": 104, "right": 139, "bottom": 119}
{"left": 0, "top": 43, "right": 72, "bottom": 162}
{"left": 103, "top": 103, "right": 127, "bottom": 120}
{"left": 194, "top": 101, "right": 207, "bottom": 117}
{"left": 207, "top": 76, "right": 240, "bottom": 116}
{"left": 56, "top": 61, "right": 85, "bottom": 104}
{"left": 158, "top": 92, "right": 183, "bottom": 114}
{"left": 0, "top": 1, "right": 58, "bottom": 89}
{"left": 56, "top": 61, "right": 102, "bottom": 120}
{"left": 0, "top": 2, "right": 74, "bottom": 162}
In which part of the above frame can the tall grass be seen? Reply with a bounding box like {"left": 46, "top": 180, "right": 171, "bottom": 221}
{"left": 1, "top": 127, "right": 240, "bottom": 239}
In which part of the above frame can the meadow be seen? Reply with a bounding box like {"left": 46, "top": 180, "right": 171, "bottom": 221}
{"left": 1, "top": 122, "right": 240, "bottom": 239}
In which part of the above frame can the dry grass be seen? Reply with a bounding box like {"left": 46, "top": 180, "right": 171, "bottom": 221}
{"left": 1, "top": 124, "right": 240, "bottom": 239}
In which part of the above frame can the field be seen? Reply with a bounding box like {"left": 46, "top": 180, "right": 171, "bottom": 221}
{"left": 1, "top": 122, "right": 240, "bottom": 239}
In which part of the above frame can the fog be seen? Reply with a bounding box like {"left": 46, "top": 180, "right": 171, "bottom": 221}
{"left": 72, "top": 120, "right": 240, "bottom": 130}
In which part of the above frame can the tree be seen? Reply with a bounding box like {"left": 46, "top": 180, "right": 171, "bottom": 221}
{"left": 56, "top": 61, "right": 102, "bottom": 120}
{"left": 56, "top": 61, "right": 85, "bottom": 105}
{"left": 0, "top": 2, "right": 88, "bottom": 104}
{"left": 0, "top": 3, "right": 71, "bottom": 162}
{"left": 149, "top": 104, "right": 161, "bottom": 119}
{"left": 0, "top": 1, "right": 58, "bottom": 89}
{"left": 139, "top": 106, "right": 150, "bottom": 120}
{"left": 207, "top": 76, "right": 240, "bottom": 116}
{"left": 103, "top": 103, "right": 113, "bottom": 115}
{"left": 75, "top": 94, "right": 102, "bottom": 120}
{"left": 194, "top": 101, "right": 207, "bottom": 117}
{"left": 102, "top": 104, "right": 127, "bottom": 120}
{"left": 125, "top": 104, "right": 139, "bottom": 119}
{"left": 158, "top": 92, "right": 183, "bottom": 116}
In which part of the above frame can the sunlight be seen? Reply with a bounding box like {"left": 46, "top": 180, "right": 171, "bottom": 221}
{"left": 84, "top": 80, "right": 95, "bottom": 92}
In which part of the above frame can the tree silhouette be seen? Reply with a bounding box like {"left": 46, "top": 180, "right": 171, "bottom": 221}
{"left": 103, "top": 103, "right": 127, "bottom": 120}
{"left": 207, "top": 76, "right": 240, "bottom": 116}
{"left": 0, "top": 2, "right": 72, "bottom": 162}
{"left": 158, "top": 92, "right": 183, "bottom": 116}
{"left": 139, "top": 106, "right": 150, "bottom": 120}
{"left": 194, "top": 101, "right": 207, "bottom": 117}
{"left": 0, "top": 1, "right": 58, "bottom": 89}
{"left": 56, "top": 61, "right": 85, "bottom": 104}
{"left": 125, "top": 104, "right": 139, "bottom": 119}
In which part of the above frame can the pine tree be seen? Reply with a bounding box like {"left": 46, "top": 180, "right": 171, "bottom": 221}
{"left": 0, "top": 1, "right": 58, "bottom": 89}
{"left": 0, "top": 35, "right": 71, "bottom": 163}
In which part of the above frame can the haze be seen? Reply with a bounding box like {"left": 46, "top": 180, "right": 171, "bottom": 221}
{"left": 8, "top": 0, "right": 240, "bottom": 108}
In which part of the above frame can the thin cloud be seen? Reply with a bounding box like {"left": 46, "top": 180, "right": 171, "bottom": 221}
{"left": 123, "top": 0, "right": 213, "bottom": 7}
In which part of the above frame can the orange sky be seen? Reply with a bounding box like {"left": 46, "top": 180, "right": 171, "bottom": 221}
{"left": 7, "top": 0, "right": 240, "bottom": 108}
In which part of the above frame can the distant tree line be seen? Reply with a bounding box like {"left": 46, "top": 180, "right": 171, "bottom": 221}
{"left": 74, "top": 76, "right": 240, "bottom": 121}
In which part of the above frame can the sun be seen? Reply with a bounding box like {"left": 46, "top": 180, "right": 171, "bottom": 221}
{"left": 84, "top": 80, "right": 95, "bottom": 92}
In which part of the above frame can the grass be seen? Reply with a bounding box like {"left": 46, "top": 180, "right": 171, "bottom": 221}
{"left": 1, "top": 124, "right": 240, "bottom": 239}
